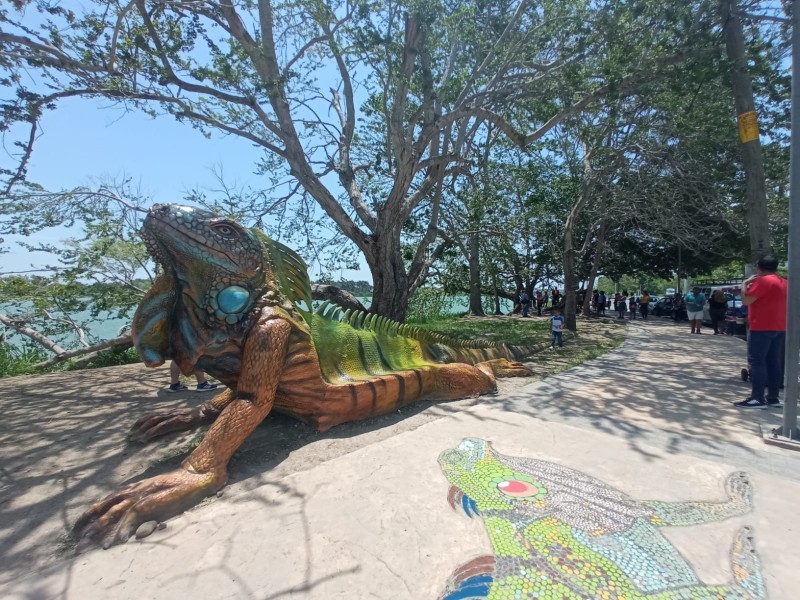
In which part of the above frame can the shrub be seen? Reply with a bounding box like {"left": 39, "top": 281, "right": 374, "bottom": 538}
{"left": 406, "top": 288, "right": 455, "bottom": 323}
{"left": 0, "top": 343, "right": 48, "bottom": 378}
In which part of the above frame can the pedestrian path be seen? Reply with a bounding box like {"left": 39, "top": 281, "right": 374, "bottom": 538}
{"left": 1, "top": 318, "right": 798, "bottom": 599}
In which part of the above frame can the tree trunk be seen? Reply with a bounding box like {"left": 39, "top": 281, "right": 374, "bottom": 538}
{"left": 563, "top": 240, "right": 578, "bottom": 331}
{"left": 467, "top": 230, "right": 485, "bottom": 316}
{"left": 364, "top": 234, "right": 411, "bottom": 322}
{"left": 563, "top": 189, "right": 594, "bottom": 331}
{"left": 719, "top": 0, "right": 771, "bottom": 262}
{"left": 491, "top": 272, "right": 503, "bottom": 314}
{"left": 582, "top": 220, "right": 607, "bottom": 316}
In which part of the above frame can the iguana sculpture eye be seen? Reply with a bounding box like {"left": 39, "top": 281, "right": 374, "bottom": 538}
{"left": 211, "top": 222, "right": 239, "bottom": 239}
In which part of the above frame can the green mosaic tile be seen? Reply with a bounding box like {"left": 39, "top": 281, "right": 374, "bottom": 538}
{"left": 438, "top": 438, "right": 765, "bottom": 600}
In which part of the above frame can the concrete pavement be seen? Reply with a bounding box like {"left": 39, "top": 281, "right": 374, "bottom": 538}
{"left": 1, "top": 318, "right": 798, "bottom": 598}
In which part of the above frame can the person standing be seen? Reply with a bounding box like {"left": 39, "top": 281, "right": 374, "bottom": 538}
{"left": 520, "top": 290, "right": 531, "bottom": 317}
{"left": 735, "top": 255, "right": 788, "bottom": 409}
{"left": 628, "top": 295, "right": 638, "bottom": 319}
{"left": 552, "top": 288, "right": 561, "bottom": 308}
{"left": 639, "top": 290, "right": 651, "bottom": 319}
{"left": 167, "top": 361, "right": 219, "bottom": 392}
{"left": 615, "top": 292, "right": 625, "bottom": 319}
{"left": 535, "top": 290, "right": 543, "bottom": 316}
{"left": 708, "top": 289, "right": 728, "bottom": 335}
{"left": 549, "top": 307, "right": 565, "bottom": 351}
{"left": 684, "top": 286, "right": 707, "bottom": 334}
{"left": 672, "top": 293, "right": 685, "bottom": 322}
{"left": 597, "top": 291, "right": 607, "bottom": 316}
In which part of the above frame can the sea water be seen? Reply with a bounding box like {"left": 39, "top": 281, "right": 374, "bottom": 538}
{"left": 3, "top": 296, "right": 515, "bottom": 350}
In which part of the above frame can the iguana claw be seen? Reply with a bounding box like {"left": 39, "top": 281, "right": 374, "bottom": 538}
{"left": 73, "top": 468, "right": 224, "bottom": 549}
{"left": 129, "top": 406, "right": 213, "bottom": 442}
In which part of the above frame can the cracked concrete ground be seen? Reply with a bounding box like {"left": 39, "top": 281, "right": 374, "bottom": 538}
{"left": 1, "top": 317, "right": 798, "bottom": 599}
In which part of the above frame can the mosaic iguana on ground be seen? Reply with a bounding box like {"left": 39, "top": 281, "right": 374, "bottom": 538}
{"left": 73, "top": 204, "right": 534, "bottom": 548}
{"left": 438, "top": 438, "right": 765, "bottom": 599}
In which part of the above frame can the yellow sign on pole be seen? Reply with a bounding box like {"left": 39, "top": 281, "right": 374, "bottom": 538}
{"left": 738, "top": 111, "right": 759, "bottom": 143}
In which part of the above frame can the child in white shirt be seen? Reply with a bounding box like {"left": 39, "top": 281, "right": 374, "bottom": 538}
{"left": 550, "top": 307, "right": 565, "bottom": 351}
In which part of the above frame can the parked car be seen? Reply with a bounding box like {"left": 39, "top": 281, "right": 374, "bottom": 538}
{"left": 652, "top": 297, "right": 687, "bottom": 320}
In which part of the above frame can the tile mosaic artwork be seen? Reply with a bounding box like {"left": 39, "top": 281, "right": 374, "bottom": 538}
{"left": 437, "top": 438, "right": 765, "bottom": 599}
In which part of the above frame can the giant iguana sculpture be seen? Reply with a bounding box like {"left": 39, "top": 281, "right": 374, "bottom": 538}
{"left": 73, "top": 204, "right": 534, "bottom": 548}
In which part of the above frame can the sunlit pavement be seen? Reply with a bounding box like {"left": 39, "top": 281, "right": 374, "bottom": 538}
{"left": 1, "top": 318, "right": 798, "bottom": 599}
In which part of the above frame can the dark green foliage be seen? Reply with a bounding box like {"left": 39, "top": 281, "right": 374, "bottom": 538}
{"left": 67, "top": 346, "right": 140, "bottom": 370}
{"left": 0, "top": 343, "right": 49, "bottom": 378}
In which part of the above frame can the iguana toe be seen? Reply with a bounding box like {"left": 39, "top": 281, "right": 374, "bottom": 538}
{"left": 128, "top": 406, "right": 212, "bottom": 443}
{"left": 726, "top": 471, "right": 752, "bottom": 505}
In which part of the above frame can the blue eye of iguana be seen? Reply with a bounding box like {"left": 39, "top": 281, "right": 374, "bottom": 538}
{"left": 218, "top": 285, "right": 250, "bottom": 313}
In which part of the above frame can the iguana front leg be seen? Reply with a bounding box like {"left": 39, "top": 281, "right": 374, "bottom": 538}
{"left": 73, "top": 315, "right": 291, "bottom": 548}
{"left": 643, "top": 472, "right": 752, "bottom": 526}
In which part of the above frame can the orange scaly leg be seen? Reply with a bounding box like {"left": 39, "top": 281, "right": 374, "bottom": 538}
{"left": 128, "top": 388, "right": 236, "bottom": 443}
{"left": 73, "top": 316, "right": 291, "bottom": 548}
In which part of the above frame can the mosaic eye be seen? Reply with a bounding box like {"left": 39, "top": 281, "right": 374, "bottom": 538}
{"left": 496, "top": 480, "right": 540, "bottom": 498}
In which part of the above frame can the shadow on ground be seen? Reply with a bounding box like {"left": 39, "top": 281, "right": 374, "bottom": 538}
{"left": 1, "top": 316, "right": 795, "bottom": 589}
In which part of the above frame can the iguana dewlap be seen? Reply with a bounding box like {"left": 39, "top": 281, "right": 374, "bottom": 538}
{"left": 73, "top": 204, "right": 533, "bottom": 548}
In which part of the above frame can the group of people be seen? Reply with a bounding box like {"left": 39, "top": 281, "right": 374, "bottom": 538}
{"left": 518, "top": 288, "right": 561, "bottom": 317}
{"left": 590, "top": 290, "right": 652, "bottom": 320}
{"left": 516, "top": 289, "right": 567, "bottom": 351}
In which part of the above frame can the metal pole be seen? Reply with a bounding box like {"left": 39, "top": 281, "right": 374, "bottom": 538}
{"left": 782, "top": 0, "right": 800, "bottom": 439}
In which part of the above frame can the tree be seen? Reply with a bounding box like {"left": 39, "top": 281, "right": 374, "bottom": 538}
{"left": 718, "top": 0, "right": 771, "bottom": 263}
{"left": 0, "top": 184, "right": 152, "bottom": 359}
{"left": 0, "top": 0, "right": 719, "bottom": 321}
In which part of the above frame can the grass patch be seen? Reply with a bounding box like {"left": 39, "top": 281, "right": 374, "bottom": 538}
{"left": 522, "top": 319, "right": 627, "bottom": 378}
{"left": 0, "top": 343, "right": 49, "bottom": 378}
{"left": 413, "top": 314, "right": 627, "bottom": 378}
{"left": 412, "top": 315, "right": 550, "bottom": 345}
{"left": 66, "top": 346, "right": 140, "bottom": 370}
{"left": 0, "top": 342, "right": 141, "bottom": 378}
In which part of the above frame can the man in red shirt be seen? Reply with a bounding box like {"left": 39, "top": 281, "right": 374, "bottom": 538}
{"left": 735, "top": 255, "right": 788, "bottom": 409}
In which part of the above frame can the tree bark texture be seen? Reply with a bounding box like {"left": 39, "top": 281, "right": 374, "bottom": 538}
{"left": 310, "top": 284, "right": 367, "bottom": 313}
{"left": 719, "top": 0, "right": 771, "bottom": 262}
{"left": 364, "top": 232, "right": 411, "bottom": 322}
{"left": 467, "top": 231, "right": 485, "bottom": 316}
{"left": 582, "top": 220, "right": 607, "bottom": 316}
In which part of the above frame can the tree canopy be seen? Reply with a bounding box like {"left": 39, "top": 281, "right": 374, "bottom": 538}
{"left": 0, "top": 0, "right": 791, "bottom": 349}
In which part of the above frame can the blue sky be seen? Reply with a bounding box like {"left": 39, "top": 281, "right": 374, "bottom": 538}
{"left": 2, "top": 97, "right": 373, "bottom": 280}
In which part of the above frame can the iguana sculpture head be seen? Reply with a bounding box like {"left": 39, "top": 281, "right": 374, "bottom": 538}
{"left": 439, "top": 438, "right": 649, "bottom": 532}
{"left": 142, "top": 204, "right": 264, "bottom": 320}
{"left": 132, "top": 204, "right": 266, "bottom": 374}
